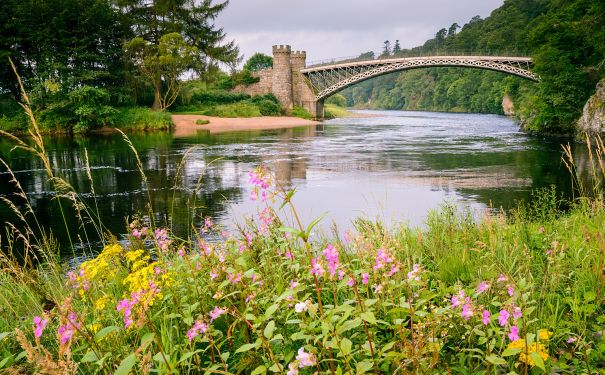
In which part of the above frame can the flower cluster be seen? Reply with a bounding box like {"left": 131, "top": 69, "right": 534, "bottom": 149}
{"left": 311, "top": 244, "right": 346, "bottom": 280}
{"left": 287, "top": 347, "right": 317, "bottom": 375}
{"left": 68, "top": 244, "right": 122, "bottom": 297}
{"left": 187, "top": 320, "right": 208, "bottom": 342}
{"left": 248, "top": 166, "right": 273, "bottom": 202}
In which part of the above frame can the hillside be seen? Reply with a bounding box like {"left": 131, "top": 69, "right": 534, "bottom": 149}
{"left": 341, "top": 0, "right": 605, "bottom": 135}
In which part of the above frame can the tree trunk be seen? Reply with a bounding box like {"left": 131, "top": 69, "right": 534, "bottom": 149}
{"left": 151, "top": 76, "right": 163, "bottom": 111}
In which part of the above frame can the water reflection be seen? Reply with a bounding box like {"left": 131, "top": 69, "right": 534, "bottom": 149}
{"left": 0, "top": 111, "right": 588, "bottom": 256}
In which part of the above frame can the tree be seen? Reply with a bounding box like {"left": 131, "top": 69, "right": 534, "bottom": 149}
{"left": 243, "top": 53, "right": 273, "bottom": 72}
{"left": 448, "top": 23, "right": 460, "bottom": 37}
{"left": 125, "top": 33, "right": 198, "bottom": 111}
{"left": 381, "top": 40, "right": 391, "bottom": 58}
{"left": 393, "top": 40, "right": 402, "bottom": 55}
{"left": 435, "top": 28, "right": 448, "bottom": 50}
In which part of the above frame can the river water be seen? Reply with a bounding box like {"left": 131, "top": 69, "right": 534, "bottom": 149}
{"left": 0, "top": 110, "right": 582, "bottom": 256}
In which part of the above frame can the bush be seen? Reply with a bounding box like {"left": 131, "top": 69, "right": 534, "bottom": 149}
{"left": 110, "top": 107, "right": 173, "bottom": 130}
{"left": 205, "top": 102, "right": 261, "bottom": 118}
{"left": 190, "top": 90, "right": 251, "bottom": 106}
{"left": 195, "top": 119, "right": 210, "bottom": 125}
{"left": 324, "top": 103, "right": 350, "bottom": 119}
{"left": 0, "top": 113, "right": 29, "bottom": 133}
{"left": 325, "top": 93, "right": 347, "bottom": 107}
{"left": 292, "top": 105, "right": 313, "bottom": 119}
{"left": 249, "top": 94, "right": 281, "bottom": 116}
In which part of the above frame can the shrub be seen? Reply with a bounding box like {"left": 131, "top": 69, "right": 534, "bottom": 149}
{"left": 195, "top": 119, "right": 210, "bottom": 125}
{"left": 292, "top": 105, "right": 313, "bottom": 119}
{"left": 190, "top": 90, "right": 251, "bottom": 106}
{"left": 110, "top": 107, "right": 173, "bottom": 130}
{"left": 205, "top": 102, "right": 261, "bottom": 118}
{"left": 325, "top": 93, "right": 347, "bottom": 107}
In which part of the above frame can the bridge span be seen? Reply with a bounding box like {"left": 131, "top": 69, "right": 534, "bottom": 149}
{"left": 234, "top": 45, "right": 538, "bottom": 119}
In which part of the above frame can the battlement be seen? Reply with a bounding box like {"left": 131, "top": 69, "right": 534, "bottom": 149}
{"left": 272, "top": 45, "right": 292, "bottom": 54}
{"left": 291, "top": 51, "right": 306, "bottom": 58}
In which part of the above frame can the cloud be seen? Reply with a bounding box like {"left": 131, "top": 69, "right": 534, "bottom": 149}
{"left": 217, "top": 0, "right": 504, "bottom": 62}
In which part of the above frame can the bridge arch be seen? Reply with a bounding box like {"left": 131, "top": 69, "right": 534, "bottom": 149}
{"left": 300, "top": 56, "right": 539, "bottom": 101}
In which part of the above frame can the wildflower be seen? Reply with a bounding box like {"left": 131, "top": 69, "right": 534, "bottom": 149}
{"left": 296, "top": 347, "right": 316, "bottom": 367}
{"left": 477, "top": 281, "right": 490, "bottom": 294}
{"left": 373, "top": 248, "right": 393, "bottom": 271}
{"left": 539, "top": 329, "right": 553, "bottom": 341}
{"left": 177, "top": 247, "right": 186, "bottom": 257}
{"left": 482, "top": 310, "right": 491, "bottom": 325}
{"left": 373, "top": 284, "right": 383, "bottom": 294}
{"left": 285, "top": 250, "right": 294, "bottom": 260}
{"left": 566, "top": 337, "right": 576, "bottom": 344}
{"left": 388, "top": 264, "right": 399, "bottom": 277}
{"left": 228, "top": 272, "right": 242, "bottom": 284}
{"left": 117, "top": 297, "right": 136, "bottom": 329}
{"left": 498, "top": 310, "right": 510, "bottom": 327}
{"left": 513, "top": 306, "right": 522, "bottom": 320}
{"left": 451, "top": 290, "right": 466, "bottom": 309}
{"left": 209, "top": 306, "right": 227, "bottom": 322}
{"left": 204, "top": 217, "right": 213, "bottom": 230}
{"left": 461, "top": 304, "right": 473, "bottom": 321}
{"left": 508, "top": 286, "right": 515, "bottom": 297}
{"left": 125, "top": 249, "right": 144, "bottom": 262}
{"left": 290, "top": 280, "right": 299, "bottom": 289}
{"left": 287, "top": 363, "right": 299, "bottom": 375}
{"left": 407, "top": 264, "right": 421, "bottom": 281}
{"left": 33, "top": 316, "right": 48, "bottom": 339}
{"left": 187, "top": 320, "right": 208, "bottom": 342}
{"left": 509, "top": 325, "right": 520, "bottom": 341}
{"left": 295, "top": 302, "right": 308, "bottom": 313}
{"left": 57, "top": 312, "right": 79, "bottom": 345}
{"left": 249, "top": 189, "right": 258, "bottom": 201}
{"left": 346, "top": 277, "right": 355, "bottom": 287}
{"left": 209, "top": 270, "right": 219, "bottom": 280}
{"left": 94, "top": 295, "right": 111, "bottom": 311}
{"left": 322, "top": 244, "right": 340, "bottom": 277}
{"left": 310, "top": 257, "right": 325, "bottom": 277}
{"left": 497, "top": 274, "right": 507, "bottom": 283}
{"left": 245, "top": 294, "right": 256, "bottom": 303}
{"left": 362, "top": 273, "right": 370, "bottom": 285}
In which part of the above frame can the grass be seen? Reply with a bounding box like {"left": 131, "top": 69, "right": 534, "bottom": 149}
{"left": 110, "top": 107, "right": 174, "bottom": 131}
{"left": 292, "top": 105, "right": 314, "bottom": 120}
{"left": 324, "top": 104, "right": 351, "bottom": 119}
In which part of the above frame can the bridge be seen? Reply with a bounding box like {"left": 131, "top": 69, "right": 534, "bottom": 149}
{"left": 234, "top": 45, "right": 539, "bottom": 119}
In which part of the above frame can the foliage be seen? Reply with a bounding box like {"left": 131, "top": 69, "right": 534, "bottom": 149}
{"left": 175, "top": 91, "right": 282, "bottom": 117}
{"left": 39, "top": 86, "right": 118, "bottom": 133}
{"left": 125, "top": 33, "right": 199, "bottom": 112}
{"left": 205, "top": 102, "right": 262, "bottom": 118}
{"left": 110, "top": 108, "right": 173, "bottom": 131}
{"left": 243, "top": 53, "right": 273, "bottom": 72}
{"left": 325, "top": 94, "right": 347, "bottom": 108}
{"left": 195, "top": 119, "right": 210, "bottom": 125}
{"left": 292, "top": 106, "right": 313, "bottom": 120}
{"left": 324, "top": 104, "right": 350, "bottom": 119}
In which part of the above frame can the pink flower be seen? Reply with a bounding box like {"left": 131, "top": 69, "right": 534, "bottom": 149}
{"left": 513, "top": 306, "right": 522, "bottom": 320}
{"left": 249, "top": 189, "right": 258, "bottom": 201}
{"left": 407, "top": 264, "right": 421, "bottom": 281}
{"left": 285, "top": 250, "right": 294, "bottom": 260}
{"left": 362, "top": 273, "right": 370, "bottom": 285}
{"left": 322, "top": 244, "right": 340, "bottom": 277}
{"left": 187, "top": 320, "right": 208, "bottom": 342}
{"left": 451, "top": 290, "right": 466, "bottom": 309}
{"left": 209, "top": 270, "right": 219, "bottom": 280}
{"left": 567, "top": 337, "right": 576, "bottom": 344}
{"left": 209, "top": 306, "right": 227, "bottom": 322}
{"left": 389, "top": 264, "right": 400, "bottom": 277}
{"left": 204, "top": 217, "right": 213, "bottom": 229}
{"left": 497, "top": 274, "right": 507, "bottom": 283}
{"left": 373, "top": 248, "right": 393, "bottom": 271}
{"left": 33, "top": 316, "right": 48, "bottom": 339}
{"left": 477, "top": 281, "right": 490, "bottom": 294}
{"left": 461, "top": 304, "right": 473, "bottom": 321}
{"left": 57, "top": 312, "right": 79, "bottom": 345}
{"left": 373, "top": 284, "right": 383, "bottom": 293}
{"left": 508, "top": 286, "right": 515, "bottom": 296}
{"left": 482, "top": 310, "right": 491, "bottom": 325}
{"left": 295, "top": 347, "right": 316, "bottom": 367}
{"left": 498, "top": 310, "right": 510, "bottom": 327}
{"left": 228, "top": 272, "right": 242, "bottom": 284}
{"left": 290, "top": 280, "right": 299, "bottom": 289}
{"left": 310, "top": 257, "right": 325, "bottom": 277}
{"left": 346, "top": 277, "right": 355, "bottom": 287}
{"left": 508, "top": 325, "right": 520, "bottom": 341}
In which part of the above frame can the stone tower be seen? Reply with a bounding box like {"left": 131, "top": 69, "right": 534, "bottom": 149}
{"left": 271, "top": 45, "right": 293, "bottom": 112}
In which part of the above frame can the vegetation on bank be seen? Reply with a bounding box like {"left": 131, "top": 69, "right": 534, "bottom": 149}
{"left": 0, "top": 90, "right": 604, "bottom": 373}
{"left": 341, "top": 0, "right": 605, "bottom": 135}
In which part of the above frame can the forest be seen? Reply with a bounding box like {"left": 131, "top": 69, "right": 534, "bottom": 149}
{"left": 341, "top": 0, "right": 605, "bottom": 135}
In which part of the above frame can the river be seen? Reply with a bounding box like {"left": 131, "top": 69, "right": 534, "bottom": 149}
{"left": 0, "top": 110, "right": 583, "bottom": 256}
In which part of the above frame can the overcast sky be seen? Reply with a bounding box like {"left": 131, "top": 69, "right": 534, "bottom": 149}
{"left": 217, "top": 0, "right": 505, "bottom": 65}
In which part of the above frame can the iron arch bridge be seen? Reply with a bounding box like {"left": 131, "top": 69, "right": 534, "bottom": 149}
{"left": 300, "top": 56, "right": 539, "bottom": 101}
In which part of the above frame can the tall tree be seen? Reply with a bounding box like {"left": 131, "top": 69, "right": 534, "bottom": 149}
{"left": 393, "top": 40, "right": 402, "bottom": 55}
{"left": 243, "top": 53, "right": 273, "bottom": 72}
{"left": 381, "top": 40, "right": 391, "bottom": 58}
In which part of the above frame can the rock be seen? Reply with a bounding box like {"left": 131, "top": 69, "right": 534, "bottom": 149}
{"left": 577, "top": 78, "right": 605, "bottom": 137}
{"left": 502, "top": 94, "right": 515, "bottom": 116}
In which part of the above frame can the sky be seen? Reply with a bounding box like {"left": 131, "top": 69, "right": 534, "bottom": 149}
{"left": 217, "top": 0, "right": 505, "bottom": 65}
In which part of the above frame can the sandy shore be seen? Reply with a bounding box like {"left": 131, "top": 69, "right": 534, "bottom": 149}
{"left": 171, "top": 114, "right": 319, "bottom": 136}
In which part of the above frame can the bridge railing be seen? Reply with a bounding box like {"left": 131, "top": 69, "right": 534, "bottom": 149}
{"left": 306, "top": 50, "right": 531, "bottom": 68}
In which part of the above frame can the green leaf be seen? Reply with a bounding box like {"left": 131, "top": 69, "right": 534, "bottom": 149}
{"left": 278, "top": 227, "right": 303, "bottom": 238}
{"left": 94, "top": 325, "right": 119, "bottom": 341}
{"left": 305, "top": 212, "right": 328, "bottom": 237}
{"left": 529, "top": 352, "right": 546, "bottom": 372}
{"left": 80, "top": 351, "right": 99, "bottom": 363}
{"left": 235, "top": 343, "right": 258, "bottom": 354}
{"left": 337, "top": 318, "right": 362, "bottom": 334}
{"left": 140, "top": 332, "right": 155, "bottom": 351}
{"left": 502, "top": 348, "right": 522, "bottom": 357}
{"left": 360, "top": 311, "right": 377, "bottom": 325}
{"left": 265, "top": 304, "right": 279, "bottom": 319}
{"left": 356, "top": 361, "right": 374, "bottom": 374}
{"left": 485, "top": 354, "right": 507, "bottom": 365}
{"left": 0, "top": 355, "right": 12, "bottom": 369}
{"left": 114, "top": 353, "right": 137, "bottom": 375}
{"left": 251, "top": 365, "right": 267, "bottom": 375}
{"left": 179, "top": 349, "right": 204, "bottom": 363}
{"left": 264, "top": 320, "right": 276, "bottom": 339}
{"left": 0, "top": 332, "right": 10, "bottom": 341}
{"left": 339, "top": 337, "right": 353, "bottom": 356}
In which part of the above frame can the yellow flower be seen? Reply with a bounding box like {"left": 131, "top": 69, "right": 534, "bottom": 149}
{"left": 87, "top": 323, "right": 102, "bottom": 333}
{"left": 125, "top": 249, "right": 144, "bottom": 262}
{"left": 538, "top": 329, "right": 553, "bottom": 341}
{"left": 507, "top": 339, "right": 525, "bottom": 350}
{"left": 94, "top": 296, "right": 111, "bottom": 310}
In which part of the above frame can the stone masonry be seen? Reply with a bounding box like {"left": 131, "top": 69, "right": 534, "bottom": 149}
{"left": 233, "top": 45, "right": 323, "bottom": 119}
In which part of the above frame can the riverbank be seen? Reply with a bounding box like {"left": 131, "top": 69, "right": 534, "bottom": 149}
{"left": 171, "top": 114, "right": 319, "bottom": 136}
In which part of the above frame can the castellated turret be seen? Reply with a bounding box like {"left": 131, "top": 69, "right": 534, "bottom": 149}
{"left": 272, "top": 45, "right": 293, "bottom": 111}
